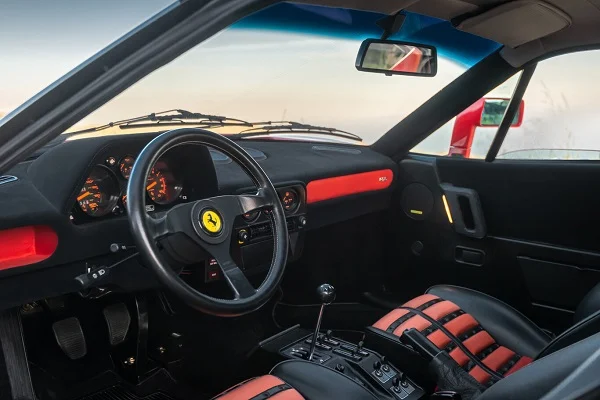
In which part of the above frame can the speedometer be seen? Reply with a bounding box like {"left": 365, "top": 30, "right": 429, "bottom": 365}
{"left": 77, "top": 166, "right": 120, "bottom": 217}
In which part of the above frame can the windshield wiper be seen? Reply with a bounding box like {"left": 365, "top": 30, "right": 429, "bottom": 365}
{"left": 232, "top": 121, "right": 363, "bottom": 142}
{"left": 68, "top": 109, "right": 253, "bottom": 135}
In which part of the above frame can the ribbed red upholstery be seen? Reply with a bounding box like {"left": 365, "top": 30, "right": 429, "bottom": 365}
{"left": 372, "top": 294, "right": 533, "bottom": 386}
{"left": 213, "top": 375, "right": 304, "bottom": 399}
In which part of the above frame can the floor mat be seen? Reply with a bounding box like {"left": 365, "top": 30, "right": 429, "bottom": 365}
{"left": 80, "top": 385, "right": 176, "bottom": 400}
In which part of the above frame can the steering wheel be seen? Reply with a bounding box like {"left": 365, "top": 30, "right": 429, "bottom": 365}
{"left": 126, "top": 128, "right": 288, "bottom": 316}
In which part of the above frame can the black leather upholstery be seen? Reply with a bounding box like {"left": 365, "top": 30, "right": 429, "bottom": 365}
{"left": 574, "top": 282, "right": 600, "bottom": 323}
{"left": 479, "top": 332, "right": 600, "bottom": 400}
{"left": 427, "top": 285, "right": 550, "bottom": 357}
{"left": 537, "top": 310, "right": 600, "bottom": 358}
{"left": 270, "top": 360, "right": 378, "bottom": 400}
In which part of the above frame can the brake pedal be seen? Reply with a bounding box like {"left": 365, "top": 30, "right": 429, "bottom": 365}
{"left": 52, "top": 317, "right": 87, "bottom": 360}
{"left": 103, "top": 303, "right": 131, "bottom": 346}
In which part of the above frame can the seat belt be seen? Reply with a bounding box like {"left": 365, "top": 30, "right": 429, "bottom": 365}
{"left": 0, "top": 309, "right": 36, "bottom": 400}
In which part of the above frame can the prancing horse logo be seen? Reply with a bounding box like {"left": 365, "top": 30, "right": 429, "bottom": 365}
{"left": 207, "top": 213, "right": 217, "bottom": 227}
{"left": 201, "top": 209, "right": 222, "bottom": 235}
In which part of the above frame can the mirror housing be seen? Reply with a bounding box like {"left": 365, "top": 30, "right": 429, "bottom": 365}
{"left": 449, "top": 98, "right": 525, "bottom": 157}
{"left": 355, "top": 39, "right": 437, "bottom": 77}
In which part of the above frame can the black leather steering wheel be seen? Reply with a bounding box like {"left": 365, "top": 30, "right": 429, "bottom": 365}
{"left": 126, "top": 128, "right": 288, "bottom": 316}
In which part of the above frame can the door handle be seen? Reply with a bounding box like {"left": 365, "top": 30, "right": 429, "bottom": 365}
{"left": 455, "top": 246, "right": 485, "bottom": 266}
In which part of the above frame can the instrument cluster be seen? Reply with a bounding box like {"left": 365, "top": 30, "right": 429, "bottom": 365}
{"left": 72, "top": 154, "right": 185, "bottom": 222}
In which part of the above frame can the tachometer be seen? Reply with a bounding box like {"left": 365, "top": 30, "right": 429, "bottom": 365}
{"left": 77, "top": 166, "right": 120, "bottom": 217}
{"left": 119, "top": 155, "right": 135, "bottom": 179}
{"left": 146, "top": 161, "right": 182, "bottom": 205}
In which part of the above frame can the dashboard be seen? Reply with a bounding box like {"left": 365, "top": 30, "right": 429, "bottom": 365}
{"left": 0, "top": 132, "right": 396, "bottom": 308}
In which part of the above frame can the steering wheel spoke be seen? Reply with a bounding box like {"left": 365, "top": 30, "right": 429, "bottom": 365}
{"left": 201, "top": 189, "right": 273, "bottom": 218}
{"left": 209, "top": 245, "right": 257, "bottom": 299}
{"left": 149, "top": 202, "right": 197, "bottom": 240}
{"left": 237, "top": 188, "right": 273, "bottom": 214}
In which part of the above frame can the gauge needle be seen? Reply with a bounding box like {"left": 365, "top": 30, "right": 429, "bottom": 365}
{"left": 77, "top": 191, "right": 91, "bottom": 201}
{"left": 147, "top": 181, "right": 157, "bottom": 190}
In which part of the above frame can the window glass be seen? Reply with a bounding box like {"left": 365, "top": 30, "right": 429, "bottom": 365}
{"left": 498, "top": 50, "right": 600, "bottom": 160}
{"left": 0, "top": 0, "right": 173, "bottom": 119}
{"left": 411, "top": 73, "right": 521, "bottom": 157}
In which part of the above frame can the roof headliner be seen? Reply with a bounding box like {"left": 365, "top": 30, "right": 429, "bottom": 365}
{"left": 293, "top": 0, "right": 600, "bottom": 66}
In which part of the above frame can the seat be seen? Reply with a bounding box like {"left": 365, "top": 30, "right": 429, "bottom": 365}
{"left": 370, "top": 284, "right": 600, "bottom": 387}
{"left": 212, "top": 359, "right": 378, "bottom": 400}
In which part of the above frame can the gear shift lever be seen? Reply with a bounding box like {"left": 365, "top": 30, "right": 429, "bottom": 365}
{"left": 308, "top": 283, "right": 336, "bottom": 361}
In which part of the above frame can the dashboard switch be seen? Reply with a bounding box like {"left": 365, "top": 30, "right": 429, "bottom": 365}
{"left": 238, "top": 229, "right": 249, "bottom": 244}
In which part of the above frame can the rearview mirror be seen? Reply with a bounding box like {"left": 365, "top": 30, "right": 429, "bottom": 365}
{"left": 355, "top": 39, "right": 437, "bottom": 77}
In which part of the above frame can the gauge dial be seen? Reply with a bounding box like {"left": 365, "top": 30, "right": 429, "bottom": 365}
{"left": 146, "top": 161, "right": 182, "bottom": 205}
{"left": 119, "top": 155, "right": 135, "bottom": 179}
{"left": 242, "top": 210, "right": 260, "bottom": 222}
{"left": 281, "top": 190, "right": 298, "bottom": 212}
{"left": 77, "top": 166, "right": 120, "bottom": 217}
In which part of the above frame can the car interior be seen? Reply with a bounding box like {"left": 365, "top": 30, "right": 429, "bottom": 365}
{"left": 1, "top": 0, "right": 600, "bottom": 399}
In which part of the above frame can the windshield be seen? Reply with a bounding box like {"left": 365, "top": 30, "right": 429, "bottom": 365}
{"left": 0, "top": 0, "right": 174, "bottom": 120}
{"left": 2, "top": 3, "right": 500, "bottom": 144}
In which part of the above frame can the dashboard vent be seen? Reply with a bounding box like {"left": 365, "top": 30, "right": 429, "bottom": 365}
{"left": 210, "top": 148, "right": 267, "bottom": 164}
{"left": 0, "top": 175, "right": 17, "bottom": 186}
{"left": 312, "top": 145, "right": 362, "bottom": 155}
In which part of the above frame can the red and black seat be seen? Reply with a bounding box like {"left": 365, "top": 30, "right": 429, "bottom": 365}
{"left": 212, "top": 359, "right": 378, "bottom": 400}
{"left": 370, "top": 284, "right": 600, "bottom": 387}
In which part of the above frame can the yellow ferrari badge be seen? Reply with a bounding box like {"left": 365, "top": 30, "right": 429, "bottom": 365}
{"left": 201, "top": 209, "right": 222, "bottom": 234}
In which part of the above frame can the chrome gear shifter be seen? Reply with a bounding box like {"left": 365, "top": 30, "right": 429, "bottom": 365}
{"left": 308, "top": 283, "right": 336, "bottom": 361}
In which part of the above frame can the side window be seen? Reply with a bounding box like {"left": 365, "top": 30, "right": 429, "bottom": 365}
{"left": 411, "top": 74, "right": 520, "bottom": 158}
{"left": 498, "top": 50, "right": 600, "bottom": 160}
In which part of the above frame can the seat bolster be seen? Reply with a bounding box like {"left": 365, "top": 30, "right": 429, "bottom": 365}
{"left": 427, "top": 285, "right": 550, "bottom": 357}
{"left": 537, "top": 310, "right": 600, "bottom": 358}
{"left": 478, "top": 332, "right": 600, "bottom": 400}
{"left": 212, "top": 375, "right": 304, "bottom": 399}
{"left": 271, "top": 360, "right": 378, "bottom": 400}
{"left": 574, "top": 282, "right": 600, "bottom": 323}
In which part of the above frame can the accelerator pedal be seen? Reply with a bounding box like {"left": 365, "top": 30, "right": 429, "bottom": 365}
{"left": 52, "top": 317, "right": 87, "bottom": 360}
{"left": 103, "top": 303, "right": 131, "bottom": 346}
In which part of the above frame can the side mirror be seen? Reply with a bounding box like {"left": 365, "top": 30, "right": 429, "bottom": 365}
{"left": 355, "top": 39, "right": 437, "bottom": 77}
{"left": 449, "top": 98, "right": 524, "bottom": 157}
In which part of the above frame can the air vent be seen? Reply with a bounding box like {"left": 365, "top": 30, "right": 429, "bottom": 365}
{"left": 0, "top": 176, "right": 17, "bottom": 186}
{"left": 210, "top": 148, "right": 267, "bottom": 164}
{"left": 312, "top": 145, "right": 362, "bottom": 155}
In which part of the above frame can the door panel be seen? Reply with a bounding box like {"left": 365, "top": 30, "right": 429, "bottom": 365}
{"left": 386, "top": 156, "right": 600, "bottom": 334}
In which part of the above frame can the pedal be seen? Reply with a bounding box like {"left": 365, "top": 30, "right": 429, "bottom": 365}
{"left": 52, "top": 317, "right": 87, "bottom": 360}
{"left": 103, "top": 303, "right": 131, "bottom": 346}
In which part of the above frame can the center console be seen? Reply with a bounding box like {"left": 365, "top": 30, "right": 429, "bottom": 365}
{"left": 256, "top": 283, "right": 425, "bottom": 399}
{"left": 280, "top": 330, "right": 424, "bottom": 399}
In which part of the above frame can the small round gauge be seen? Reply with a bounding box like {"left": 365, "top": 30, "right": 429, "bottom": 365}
{"left": 242, "top": 210, "right": 260, "bottom": 222}
{"left": 146, "top": 161, "right": 182, "bottom": 205}
{"left": 77, "top": 166, "right": 120, "bottom": 217}
{"left": 119, "top": 155, "right": 135, "bottom": 179}
{"left": 281, "top": 190, "right": 299, "bottom": 212}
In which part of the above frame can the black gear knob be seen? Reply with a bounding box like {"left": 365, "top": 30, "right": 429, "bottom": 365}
{"left": 317, "top": 284, "right": 336, "bottom": 305}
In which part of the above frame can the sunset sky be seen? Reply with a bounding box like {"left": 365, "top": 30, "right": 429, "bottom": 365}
{"left": 3, "top": 1, "right": 600, "bottom": 156}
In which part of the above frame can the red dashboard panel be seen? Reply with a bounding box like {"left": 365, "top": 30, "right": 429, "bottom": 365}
{"left": 306, "top": 169, "right": 394, "bottom": 204}
{"left": 0, "top": 226, "right": 58, "bottom": 271}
